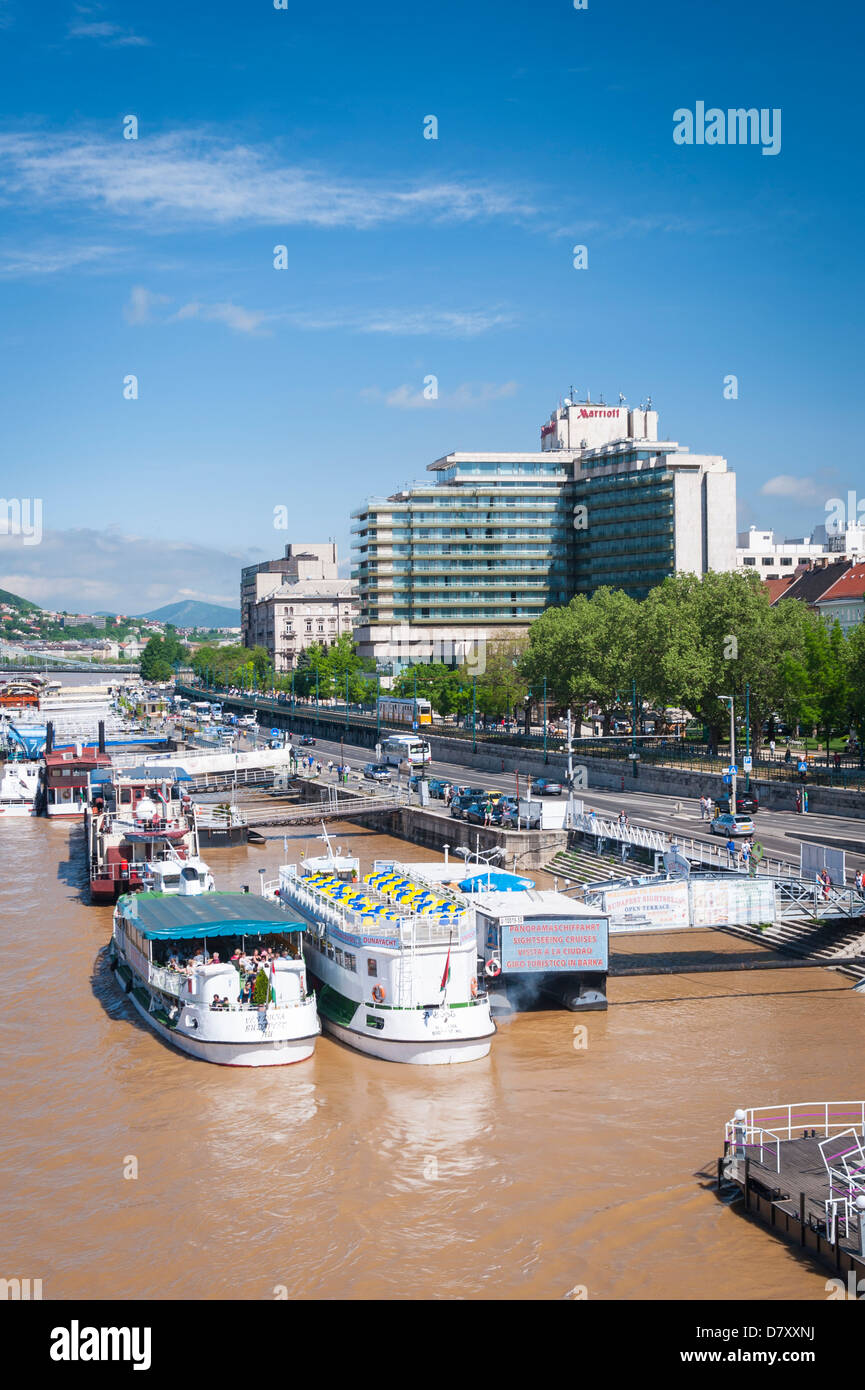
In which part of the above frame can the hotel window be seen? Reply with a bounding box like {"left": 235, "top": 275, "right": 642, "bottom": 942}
{"left": 780, "top": 557, "right": 793, "bottom": 566}
{"left": 761, "top": 557, "right": 773, "bottom": 566}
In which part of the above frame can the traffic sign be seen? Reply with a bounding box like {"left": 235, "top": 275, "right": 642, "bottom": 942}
{"left": 743, "top": 755, "right": 752, "bottom": 772}
{"left": 725, "top": 766, "right": 736, "bottom": 776}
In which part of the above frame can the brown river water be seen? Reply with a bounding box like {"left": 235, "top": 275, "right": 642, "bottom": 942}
{"left": 2, "top": 814, "right": 862, "bottom": 1302}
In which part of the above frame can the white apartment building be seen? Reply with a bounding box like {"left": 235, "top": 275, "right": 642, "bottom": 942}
{"left": 241, "top": 544, "right": 357, "bottom": 672}
{"left": 737, "top": 522, "right": 865, "bottom": 579}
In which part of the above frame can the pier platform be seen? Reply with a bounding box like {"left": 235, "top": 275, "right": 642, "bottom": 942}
{"left": 721, "top": 1102, "right": 865, "bottom": 1282}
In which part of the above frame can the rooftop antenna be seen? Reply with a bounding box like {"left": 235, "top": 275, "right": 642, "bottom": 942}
{"left": 618, "top": 392, "right": 626, "bottom": 405}
{"left": 586, "top": 389, "right": 591, "bottom": 404}
{"left": 646, "top": 395, "right": 653, "bottom": 410}
{"left": 599, "top": 393, "right": 605, "bottom": 405}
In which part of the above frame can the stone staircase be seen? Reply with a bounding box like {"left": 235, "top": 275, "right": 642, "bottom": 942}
{"left": 721, "top": 914, "right": 865, "bottom": 983}
{"left": 546, "top": 846, "right": 627, "bottom": 886}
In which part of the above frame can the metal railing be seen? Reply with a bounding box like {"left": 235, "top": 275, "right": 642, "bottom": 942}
{"left": 729, "top": 1101, "right": 865, "bottom": 1145}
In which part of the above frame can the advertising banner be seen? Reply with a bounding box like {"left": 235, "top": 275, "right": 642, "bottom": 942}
{"left": 603, "top": 881, "right": 690, "bottom": 933}
{"left": 689, "top": 878, "right": 776, "bottom": 927}
{"left": 500, "top": 917, "right": 608, "bottom": 973}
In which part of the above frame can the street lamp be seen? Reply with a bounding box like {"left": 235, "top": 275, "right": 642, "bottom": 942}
{"left": 720, "top": 695, "right": 737, "bottom": 812}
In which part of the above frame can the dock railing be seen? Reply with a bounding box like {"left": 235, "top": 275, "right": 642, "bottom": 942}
{"left": 728, "top": 1101, "right": 865, "bottom": 1149}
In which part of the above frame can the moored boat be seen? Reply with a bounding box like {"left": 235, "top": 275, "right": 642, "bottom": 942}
{"left": 86, "top": 766, "right": 200, "bottom": 902}
{"left": 109, "top": 891, "right": 320, "bottom": 1066}
{"left": 0, "top": 758, "right": 41, "bottom": 816}
{"left": 270, "top": 837, "right": 495, "bottom": 1065}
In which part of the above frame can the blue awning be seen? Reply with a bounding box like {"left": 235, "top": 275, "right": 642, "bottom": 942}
{"left": 458, "top": 871, "right": 536, "bottom": 892}
{"left": 120, "top": 891, "right": 306, "bottom": 940}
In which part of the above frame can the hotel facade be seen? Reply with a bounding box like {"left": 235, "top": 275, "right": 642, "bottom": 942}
{"left": 352, "top": 396, "right": 738, "bottom": 668}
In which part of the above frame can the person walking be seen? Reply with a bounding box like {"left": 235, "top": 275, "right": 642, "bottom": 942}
{"left": 802, "top": 787, "right": 809, "bottom": 814}
{"left": 726, "top": 835, "right": 738, "bottom": 868}
{"left": 795, "top": 789, "right": 802, "bottom": 814}
{"left": 769, "top": 738, "right": 776, "bottom": 760}
{"left": 741, "top": 840, "right": 751, "bottom": 874}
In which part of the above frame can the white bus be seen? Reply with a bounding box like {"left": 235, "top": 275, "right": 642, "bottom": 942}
{"left": 377, "top": 695, "right": 432, "bottom": 726}
{"left": 379, "top": 734, "right": 432, "bottom": 768}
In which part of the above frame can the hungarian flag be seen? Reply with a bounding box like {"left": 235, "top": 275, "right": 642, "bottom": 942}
{"left": 269, "top": 960, "right": 277, "bottom": 1005}
{"left": 440, "top": 942, "right": 451, "bottom": 992}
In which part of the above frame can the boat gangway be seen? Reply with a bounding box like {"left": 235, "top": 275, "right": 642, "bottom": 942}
{"left": 227, "top": 784, "right": 412, "bottom": 829}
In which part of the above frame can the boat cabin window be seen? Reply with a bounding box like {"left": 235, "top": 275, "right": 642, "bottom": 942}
{"left": 344, "top": 953, "right": 357, "bottom": 973}
{"left": 367, "top": 958, "right": 378, "bottom": 977}
{"left": 161, "top": 874, "right": 181, "bottom": 888}
{"left": 334, "top": 948, "right": 344, "bottom": 967}
{"left": 180, "top": 866, "right": 199, "bottom": 882}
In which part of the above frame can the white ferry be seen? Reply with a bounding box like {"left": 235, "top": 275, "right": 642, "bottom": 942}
{"left": 0, "top": 759, "right": 41, "bottom": 817}
{"left": 110, "top": 890, "right": 320, "bottom": 1066}
{"left": 271, "top": 838, "right": 494, "bottom": 1065}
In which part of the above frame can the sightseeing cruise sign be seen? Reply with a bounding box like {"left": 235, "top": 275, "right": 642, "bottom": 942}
{"left": 499, "top": 918, "right": 608, "bottom": 973}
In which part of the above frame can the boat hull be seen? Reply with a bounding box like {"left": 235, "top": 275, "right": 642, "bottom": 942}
{"left": 320, "top": 1014, "right": 493, "bottom": 1065}
{"left": 112, "top": 963, "right": 319, "bottom": 1067}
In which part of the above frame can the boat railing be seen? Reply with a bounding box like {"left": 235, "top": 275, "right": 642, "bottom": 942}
{"left": 147, "top": 961, "right": 311, "bottom": 1009}
{"left": 726, "top": 1101, "right": 865, "bottom": 1147}
{"left": 277, "top": 874, "right": 467, "bottom": 945}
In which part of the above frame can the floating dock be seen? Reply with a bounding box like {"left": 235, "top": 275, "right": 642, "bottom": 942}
{"left": 719, "top": 1101, "right": 865, "bottom": 1283}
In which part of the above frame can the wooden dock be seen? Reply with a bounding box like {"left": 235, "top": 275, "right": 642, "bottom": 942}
{"left": 720, "top": 1101, "right": 865, "bottom": 1282}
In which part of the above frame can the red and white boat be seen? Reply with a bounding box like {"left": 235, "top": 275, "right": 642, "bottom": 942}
{"left": 86, "top": 766, "right": 200, "bottom": 904}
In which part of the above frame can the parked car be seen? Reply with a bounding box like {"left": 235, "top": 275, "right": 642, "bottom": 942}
{"left": 238, "top": 714, "right": 257, "bottom": 728}
{"left": 363, "top": 763, "right": 391, "bottom": 782}
{"left": 710, "top": 812, "right": 755, "bottom": 838}
{"left": 532, "top": 778, "right": 563, "bottom": 795}
{"left": 455, "top": 785, "right": 487, "bottom": 801}
{"left": 462, "top": 802, "right": 488, "bottom": 825}
{"left": 490, "top": 803, "right": 518, "bottom": 828}
{"left": 300, "top": 735, "right": 316, "bottom": 746}
{"left": 450, "top": 795, "right": 477, "bottom": 819}
{"left": 716, "top": 789, "right": 759, "bottom": 814}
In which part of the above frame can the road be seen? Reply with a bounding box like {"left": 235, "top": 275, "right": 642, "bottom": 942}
{"left": 231, "top": 724, "right": 865, "bottom": 878}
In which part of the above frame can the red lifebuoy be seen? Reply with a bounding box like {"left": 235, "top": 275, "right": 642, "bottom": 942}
{"left": 372, "top": 984, "right": 385, "bottom": 1004}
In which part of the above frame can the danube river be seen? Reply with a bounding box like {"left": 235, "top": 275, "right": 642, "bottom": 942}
{"left": 2, "top": 809, "right": 861, "bottom": 1302}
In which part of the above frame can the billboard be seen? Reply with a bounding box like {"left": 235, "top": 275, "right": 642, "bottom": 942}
{"left": 500, "top": 917, "right": 608, "bottom": 973}
{"left": 800, "top": 842, "right": 846, "bottom": 885}
{"left": 689, "top": 878, "right": 776, "bottom": 927}
{"left": 603, "top": 881, "right": 690, "bottom": 933}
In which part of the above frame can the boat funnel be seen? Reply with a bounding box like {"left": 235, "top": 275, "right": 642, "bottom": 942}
{"left": 45, "top": 722, "right": 54, "bottom": 754}
{"left": 98, "top": 720, "right": 105, "bottom": 754}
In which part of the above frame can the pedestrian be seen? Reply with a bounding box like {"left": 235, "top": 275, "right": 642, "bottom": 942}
{"left": 784, "top": 745, "right": 791, "bottom": 765}
{"left": 821, "top": 869, "right": 832, "bottom": 901}
{"left": 699, "top": 795, "right": 706, "bottom": 820}
{"left": 802, "top": 788, "right": 809, "bottom": 814}
{"left": 769, "top": 738, "right": 776, "bottom": 760}
{"left": 327, "top": 759, "right": 333, "bottom": 776}
{"left": 795, "top": 789, "right": 801, "bottom": 814}
{"left": 316, "top": 761, "right": 322, "bottom": 777}
{"left": 726, "top": 836, "right": 737, "bottom": 867}
{"left": 833, "top": 751, "right": 841, "bottom": 770}
{"left": 741, "top": 840, "right": 750, "bottom": 871}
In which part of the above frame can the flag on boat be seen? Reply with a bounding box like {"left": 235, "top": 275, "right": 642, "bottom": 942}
{"left": 269, "top": 959, "right": 277, "bottom": 1005}
{"left": 440, "top": 941, "right": 451, "bottom": 992}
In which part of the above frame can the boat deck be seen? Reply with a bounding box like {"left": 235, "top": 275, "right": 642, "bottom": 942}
{"left": 739, "top": 1135, "right": 862, "bottom": 1258}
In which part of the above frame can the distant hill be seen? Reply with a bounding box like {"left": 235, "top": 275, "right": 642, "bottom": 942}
{"left": 137, "top": 600, "right": 241, "bottom": 628}
{"left": 0, "top": 586, "right": 41, "bottom": 613}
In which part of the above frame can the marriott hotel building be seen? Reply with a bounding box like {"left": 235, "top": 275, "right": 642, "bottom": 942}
{"left": 351, "top": 396, "right": 737, "bottom": 667}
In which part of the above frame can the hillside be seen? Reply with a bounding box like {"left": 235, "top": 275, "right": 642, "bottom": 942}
{"left": 138, "top": 600, "right": 241, "bottom": 628}
{"left": 0, "top": 586, "right": 41, "bottom": 613}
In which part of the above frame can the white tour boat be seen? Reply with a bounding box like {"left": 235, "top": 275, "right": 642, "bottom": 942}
{"left": 270, "top": 833, "right": 494, "bottom": 1064}
{"left": 140, "top": 854, "right": 215, "bottom": 894}
{"left": 0, "top": 759, "right": 41, "bottom": 817}
{"left": 110, "top": 890, "right": 320, "bottom": 1066}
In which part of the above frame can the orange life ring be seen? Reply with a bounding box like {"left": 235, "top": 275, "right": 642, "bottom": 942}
{"left": 372, "top": 984, "right": 385, "bottom": 1004}
{"left": 470, "top": 976, "right": 478, "bottom": 999}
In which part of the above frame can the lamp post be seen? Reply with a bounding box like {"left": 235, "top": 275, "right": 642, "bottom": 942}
{"left": 721, "top": 695, "right": 736, "bottom": 812}
{"left": 376, "top": 673, "right": 381, "bottom": 740}
{"left": 315, "top": 667, "right": 319, "bottom": 709}
{"left": 631, "top": 677, "right": 638, "bottom": 778}
{"left": 745, "top": 682, "right": 751, "bottom": 791}
{"left": 472, "top": 675, "right": 477, "bottom": 754}
{"left": 291, "top": 668, "right": 295, "bottom": 713}
{"left": 543, "top": 674, "right": 548, "bottom": 764}
{"left": 345, "top": 671, "right": 349, "bottom": 736}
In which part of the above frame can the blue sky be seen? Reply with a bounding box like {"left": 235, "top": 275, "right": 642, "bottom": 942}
{"left": 0, "top": 0, "right": 861, "bottom": 612}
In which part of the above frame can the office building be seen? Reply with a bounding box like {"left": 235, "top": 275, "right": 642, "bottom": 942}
{"left": 241, "top": 543, "right": 356, "bottom": 672}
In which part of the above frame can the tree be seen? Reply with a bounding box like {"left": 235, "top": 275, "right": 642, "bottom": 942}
{"left": 141, "top": 635, "right": 188, "bottom": 681}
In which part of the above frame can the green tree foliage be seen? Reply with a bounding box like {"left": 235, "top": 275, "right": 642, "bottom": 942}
{"left": 191, "top": 643, "right": 271, "bottom": 689}
{"left": 141, "top": 633, "right": 188, "bottom": 681}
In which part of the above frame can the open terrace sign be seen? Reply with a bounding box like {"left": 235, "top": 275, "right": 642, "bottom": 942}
{"left": 500, "top": 918, "right": 608, "bottom": 973}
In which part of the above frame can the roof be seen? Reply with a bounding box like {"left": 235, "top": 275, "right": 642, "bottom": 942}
{"left": 459, "top": 871, "right": 536, "bottom": 892}
{"left": 815, "top": 563, "right": 865, "bottom": 603}
{"left": 764, "top": 575, "right": 797, "bottom": 604}
{"left": 774, "top": 559, "right": 853, "bottom": 607}
{"left": 121, "top": 891, "right": 306, "bottom": 940}
{"left": 90, "top": 764, "right": 192, "bottom": 784}
{"left": 471, "top": 890, "right": 609, "bottom": 919}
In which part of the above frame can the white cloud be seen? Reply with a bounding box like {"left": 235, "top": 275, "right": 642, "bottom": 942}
{"left": 172, "top": 299, "right": 271, "bottom": 336}
{"left": 69, "top": 19, "right": 151, "bottom": 46}
{"left": 0, "top": 130, "right": 535, "bottom": 231}
{"left": 760, "top": 474, "right": 822, "bottom": 502}
{"left": 288, "top": 307, "right": 515, "bottom": 337}
{"left": 361, "top": 379, "right": 519, "bottom": 409}
{"left": 0, "top": 241, "right": 120, "bottom": 276}
{"left": 123, "top": 284, "right": 171, "bottom": 324}
{"left": 0, "top": 527, "right": 245, "bottom": 613}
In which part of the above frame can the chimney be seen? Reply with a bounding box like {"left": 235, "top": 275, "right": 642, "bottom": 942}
{"left": 98, "top": 720, "right": 106, "bottom": 754}
{"left": 46, "top": 722, "right": 54, "bottom": 754}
